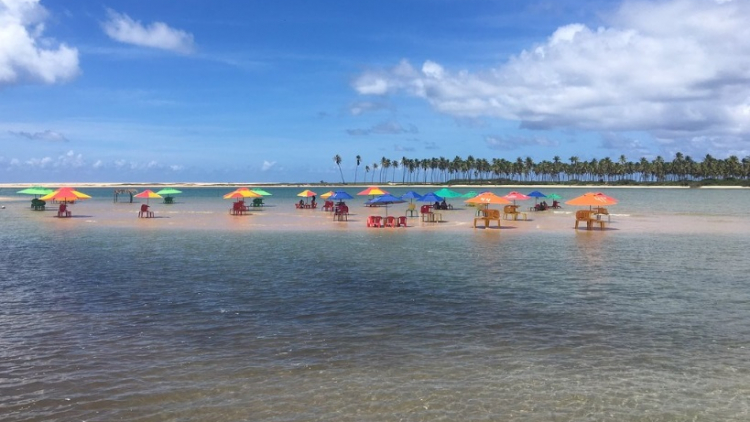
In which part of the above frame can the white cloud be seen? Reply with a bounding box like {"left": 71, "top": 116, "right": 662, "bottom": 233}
{"left": 0, "top": 0, "right": 79, "bottom": 86}
{"left": 9, "top": 129, "right": 68, "bottom": 142}
{"left": 261, "top": 160, "right": 276, "bottom": 171}
{"left": 352, "top": 0, "right": 750, "bottom": 150}
{"left": 102, "top": 9, "right": 195, "bottom": 54}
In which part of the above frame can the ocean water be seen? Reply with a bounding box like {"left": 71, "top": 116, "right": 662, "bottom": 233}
{"left": 1, "top": 187, "right": 750, "bottom": 421}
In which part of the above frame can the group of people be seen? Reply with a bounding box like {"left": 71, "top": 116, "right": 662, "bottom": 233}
{"left": 433, "top": 200, "right": 451, "bottom": 210}
{"left": 534, "top": 200, "right": 561, "bottom": 211}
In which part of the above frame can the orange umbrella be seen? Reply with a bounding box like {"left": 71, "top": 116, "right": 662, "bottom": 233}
{"left": 357, "top": 186, "right": 388, "bottom": 196}
{"left": 565, "top": 192, "right": 618, "bottom": 207}
{"left": 464, "top": 192, "right": 511, "bottom": 206}
{"left": 40, "top": 187, "right": 92, "bottom": 203}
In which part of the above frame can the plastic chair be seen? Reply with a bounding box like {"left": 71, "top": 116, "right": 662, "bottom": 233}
{"left": 367, "top": 216, "right": 383, "bottom": 227}
{"left": 57, "top": 203, "right": 71, "bottom": 218}
{"left": 397, "top": 216, "right": 408, "bottom": 227}
{"left": 384, "top": 216, "right": 396, "bottom": 227}
{"left": 139, "top": 204, "right": 154, "bottom": 218}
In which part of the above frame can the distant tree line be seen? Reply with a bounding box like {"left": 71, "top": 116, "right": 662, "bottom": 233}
{"left": 335, "top": 153, "right": 750, "bottom": 186}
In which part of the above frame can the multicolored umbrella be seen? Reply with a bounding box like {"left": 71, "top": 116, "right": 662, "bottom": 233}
{"left": 224, "top": 188, "right": 262, "bottom": 200}
{"left": 357, "top": 186, "right": 388, "bottom": 196}
{"left": 320, "top": 191, "right": 335, "bottom": 199}
{"left": 134, "top": 189, "right": 163, "bottom": 204}
{"left": 40, "top": 187, "right": 92, "bottom": 203}
{"left": 297, "top": 189, "right": 317, "bottom": 197}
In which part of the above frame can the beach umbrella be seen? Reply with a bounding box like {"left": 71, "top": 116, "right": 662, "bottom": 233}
{"left": 250, "top": 188, "right": 272, "bottom": 196}
{"left": 224, "top": 188, "right": 261, "bottom": 200}
{"left": 464, "top": 192, "right": 511, "bottom": 206}
{"left": 40, "top": 187, "right": 92, "bottom": 203}
{"left": 320, "top": 191, "right": 334, "bottom": 199}
{"left": 367, "top": 193, "right": 405, "bottom": 217}
{"left": 433, "top": 187, "right": 463, "bottom": 198}
{"left": 134, "top": 189, "right": 162, "bottom": 204}
{"left": 418, "top": 192, "right": 444, "bottom": 203}
{"left": 502, "top": 191, "right": 531, "bottom": 205}
{"left": 400, "top": 191, "right": 422, "bottom": 203}
{"left": 297, "top": 189, "right": 317, "bottom": 197}
{"left": 546, "top": 193, "right": 562, "bottom": 200}
{"left": 565, "top": 192, "right": 618, "bottom": 207}
{"left": 156, "top": 188, "right": 182, "bottom": 196}
{"left": 357, "top": 186, "right": 388, "bottom": 196}
{"left": 526, "top": 190, "right": 547, "bottom": 205}
{"left": 17, "top": 186, "right": 54, "bottom": 197}
{"left": 329, "top": 190, "right": 354, "bottom": 201}
{"left": 461, "top": 191, "right": 478, "bottom": 198}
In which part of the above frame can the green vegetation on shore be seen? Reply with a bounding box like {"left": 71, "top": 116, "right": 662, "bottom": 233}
{"left": 332, "top": 153, "right": 750, "bottom": 187}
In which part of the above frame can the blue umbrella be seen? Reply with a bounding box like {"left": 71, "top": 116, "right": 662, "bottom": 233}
{"left": 329, "top": 190, "right": 353, "bottom": 201}
{"left": 527, "top": 190, "right": 547, "bottom": 205}
{"left": 400, "top": 191, "right": 422, "bottom": 202}
{"left": 367, "top": 194, "right": 405, "bottom": 217}
{"left": 418, "top": 192, "right": 443, "bottom": 203}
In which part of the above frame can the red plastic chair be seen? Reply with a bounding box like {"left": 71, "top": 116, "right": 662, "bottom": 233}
{"left": 139, "top": 204, "right": 154, "bottom": 218}
{"left": 57, "top": 203, "right": 71, "bottom": 218}
{"left": 397, "top": 216, "right": 407, "bottom": 227}
{"left": 384, "top": 216, "right": 396, "bottom": 227}
{"left": 367, "top": 216, "right": 383, "bottom": 227}
{"left": 230, "top": 202, "right": 244, "bottom": 215}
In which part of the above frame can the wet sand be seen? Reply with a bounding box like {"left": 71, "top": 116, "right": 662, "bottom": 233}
{"left": 2, "top": 194, "right": 746, "bottom": 236}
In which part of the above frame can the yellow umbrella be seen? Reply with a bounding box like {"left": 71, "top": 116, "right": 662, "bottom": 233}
{"left": 320, "top": 191, "right": 334, "bottom": 199}
{"left": 40, "top": 187, "right": 92, "bottom": 203}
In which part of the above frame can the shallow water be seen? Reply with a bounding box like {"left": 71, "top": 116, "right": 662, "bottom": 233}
{"left": 1, "top": 187, "right": 750, "bottom": 421}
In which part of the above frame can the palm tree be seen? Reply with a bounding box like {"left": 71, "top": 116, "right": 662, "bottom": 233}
{"left": 354, "top": 155, "right": 362, "bottom": 184}
{"left": 333, "top": 154, "right": 345, "bottom": 183}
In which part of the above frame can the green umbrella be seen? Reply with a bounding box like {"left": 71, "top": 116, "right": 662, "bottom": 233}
{"left": 156, "top": 188, "right": 182, "bottom": 195}
{"left": 250, "top": 188, "right": 272, "bottom": 196}
{"left": 433, "top": 187, "right": 463, "bottom": 198}
{"left": 17, "top": 186, "right": 54, "bottom": 196}
{"left": 547, "top": 193, "right": 562, "bottom": 200}
{"left": 461, "top": 191, "right": 478, "bottom": 198}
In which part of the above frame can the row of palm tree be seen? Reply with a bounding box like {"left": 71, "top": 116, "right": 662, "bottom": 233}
{"left": 333, "top": 153, "right": 750, "bottom": 184}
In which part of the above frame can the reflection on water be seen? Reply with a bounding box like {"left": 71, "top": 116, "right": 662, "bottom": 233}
{"left": 1, "top": 188, "right": 750, "bottom": 421}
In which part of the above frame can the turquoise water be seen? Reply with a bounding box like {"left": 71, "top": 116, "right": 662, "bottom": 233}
{"left": 1, "top": 187, "right": 750, "bottom": 421}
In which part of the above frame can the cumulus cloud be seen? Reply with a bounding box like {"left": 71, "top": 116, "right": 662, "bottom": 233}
{"left": 0, "top": 0, "right": 80, "bottom": 87}
{"left": 352, "top": 0, "right": 750, "bottom": 149}
{"left": 9, "top": 129, "right": 68, "bottom": 142}
{"left": 102, "top": 9, "right": 195, "bottom": 54}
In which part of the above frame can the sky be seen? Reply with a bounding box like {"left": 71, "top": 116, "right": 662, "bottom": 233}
{"left": 1, "top": 0, "right": 749, "bottom": 183}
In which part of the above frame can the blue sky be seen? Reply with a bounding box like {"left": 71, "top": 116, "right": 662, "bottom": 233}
{"left": 1, "top": 0, "right": 749, "bottom": 183}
